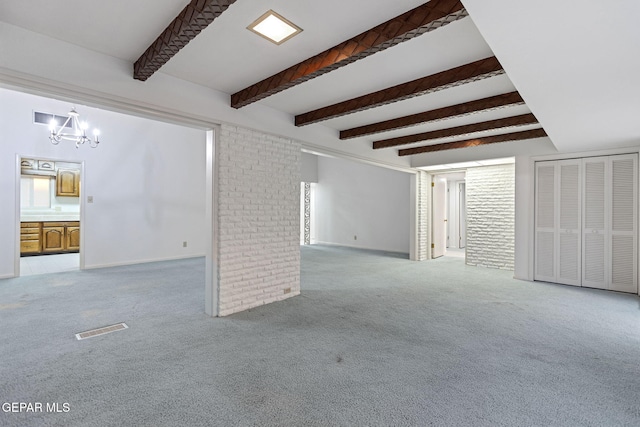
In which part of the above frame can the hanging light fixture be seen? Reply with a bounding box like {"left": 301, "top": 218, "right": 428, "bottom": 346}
{"left": 49, "top": 107, "right": 100, "bottom": 148}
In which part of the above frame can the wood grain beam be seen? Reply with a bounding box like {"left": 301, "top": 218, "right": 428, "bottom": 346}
{"left": 231, "top": 0, "right": 467, "bottom": 108}
{"left": 340, "top": 91, "right": 524, "bottom": 140}
{"left": 373, "top": 113, "right": 538, "bottom": 149}
{"left": 397, "top": 128, "right": 548, "bottom": 156}
{"left": 134, "top": 0, "right": 237, "bottom": 81}
{"left": 295, "top": 56, "right": 504, "bottom": 126}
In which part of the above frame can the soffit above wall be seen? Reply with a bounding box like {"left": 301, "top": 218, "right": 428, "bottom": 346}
{"left": 461, "top": 0, "right": 640, "bottom": 154}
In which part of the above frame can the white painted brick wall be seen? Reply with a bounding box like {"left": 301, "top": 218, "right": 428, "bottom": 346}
{"left": 465, "top": 164, "right": 515, "bottom": 270}
{"left": 417, "top": 171, "right": 430, "bottom": 261}
{"left": 217, "top": 124, "right": 301, "bottom": 316}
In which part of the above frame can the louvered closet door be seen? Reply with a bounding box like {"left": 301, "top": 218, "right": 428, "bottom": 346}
{"left": 610, "top": 154, "right": 637, "bottom": 293}
{"left": 557, "top": 160, "right": 581, "bottom": 286}
{"left": 582, "top": 157, "right": 607, "bottom": 289}
{"left": 535, "top": 162, "right": 556, "bottom": 282}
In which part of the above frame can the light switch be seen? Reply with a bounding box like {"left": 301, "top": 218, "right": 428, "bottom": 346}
{"left": 87, "top": 196, "right": 94, "bottom": 203}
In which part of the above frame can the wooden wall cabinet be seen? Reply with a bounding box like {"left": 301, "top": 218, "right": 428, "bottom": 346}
{"left": 56, "top": 168, "right": 80, "bottom": 197}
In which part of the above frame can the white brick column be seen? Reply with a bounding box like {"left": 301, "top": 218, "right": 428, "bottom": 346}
{"left": 411, "top": 171, "right": 431, "bottom": 261}
{"left": 212, "top": 124, "right": 301, "bottom": 316}
{"left": 465, "top": 164, "right": 515, "bottom": 270}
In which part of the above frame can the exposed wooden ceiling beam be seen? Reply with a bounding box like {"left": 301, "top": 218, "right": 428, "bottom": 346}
{"left": 397, "top": 128, "right": 548, "bottom": 156}
{"left": 340, "top": 91, "right": 524, "bottom": 140}
{"left": 295, "top": 56, "right": 504, "bottom": 126}
{"left": 231, "top": 0, "right": 467, "bottom": 108}
{"left": 134, "top": 0, "right": 237, "bottom": 81}
{"left": 373, "top": 113, "right": 538, "bottom": 149}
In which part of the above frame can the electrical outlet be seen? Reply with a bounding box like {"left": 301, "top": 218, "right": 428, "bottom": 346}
{"left": 283, "top": 288, "right": 291, "bottom": 294}
{"left": 182, "top": 241, "right": 187, "bottom": 248}
{"left": 354, "top": 235, "right": 357, "bottom": 240}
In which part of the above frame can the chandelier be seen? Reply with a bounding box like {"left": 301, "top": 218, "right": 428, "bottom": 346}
{"left": 49, "top": 107, "right": 100, "bottom": 148}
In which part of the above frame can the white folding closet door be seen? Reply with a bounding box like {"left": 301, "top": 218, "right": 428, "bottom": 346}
{"left": 610, "top": 154, "right": 637, "bottom": 293}
{"left": 534, "top": 160, "right": 581, "bottom": 285}
{"left": 534, "top": 162, "right": 556, "bottom": 282}
{"left": 582, "top": 158, "right": 607, "bottom": 289}
{"left": 581, "top": 154, "right": 638, "bottom": 292}
{"left": 558, "top": 161, "right": 581, "bottom": 285}
{"left": 535, "top": 154, "right": 637, "bottom": 293}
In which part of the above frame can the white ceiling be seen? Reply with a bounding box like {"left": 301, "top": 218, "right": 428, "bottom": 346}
{"left": 1, "top": 0, "right": 638, "bottom": 166}
{"left": 463, "top": 0, "right": 640, "bottom": 153}
{"left": 0, "top": 0, "right": 189, "bottom": 62}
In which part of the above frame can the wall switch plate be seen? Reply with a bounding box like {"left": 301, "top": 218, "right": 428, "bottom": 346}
{"left": 87, "top": 196, "right": 94, "bottom": 203}
{"left": 354, "top": 235, "right": 357, "bottom": 240}
{"left": 183, "top": 241, "right": 187, "bottom": 247}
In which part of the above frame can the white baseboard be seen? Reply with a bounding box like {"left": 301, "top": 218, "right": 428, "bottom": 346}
{"left": 83, "top": 254, "right": 205, "bottom": 270}
{"left": 311, "top": 241, "right": 409, "bottom": 256}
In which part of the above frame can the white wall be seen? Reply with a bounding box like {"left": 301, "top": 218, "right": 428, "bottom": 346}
{"left": 315, "top": 156, "right": 411, "bottom": 253}
{"left": 301, "top": 152, "right": 318, "bottom": 183}
{"left": 514, "top": 155, "right": 534, "bottom": 280}
{"left": 0, "top": 88, "right": 206, "bottom": 278}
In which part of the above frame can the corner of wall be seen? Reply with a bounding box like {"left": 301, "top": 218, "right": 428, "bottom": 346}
{"left": 215, "top": 124, "right": 301, "bottom": 316}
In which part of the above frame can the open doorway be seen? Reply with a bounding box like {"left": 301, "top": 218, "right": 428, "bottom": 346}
{"left": 432, "top": 175, "right": 447, "bottom": 258}
{"left": 421, "top": 157, "right": 516, "bottom": 268}
{"left": 18, "top": 157, "right": 82, "bottom": 276}
{"left": 432, "top": 172, "right": 467, "bottom": 260}
{"left": 445, "top": 178, "right": 467, "bottom": 260}
{"left": 300, "top": 182, "right": 316, "bottom": 245}
{"left": 447, "top": 174, "right": 466, "bottom": 251}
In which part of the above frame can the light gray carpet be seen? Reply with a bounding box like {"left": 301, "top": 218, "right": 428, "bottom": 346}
{"left": 1, "top": 245, "right": 639, "bottom": 426}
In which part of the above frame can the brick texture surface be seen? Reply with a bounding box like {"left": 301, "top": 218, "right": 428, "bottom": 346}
{"left": 417, "top": 171, "right": 430, "bottom": 260}
{"left": 217, "top": 124, "right": 301, "bottom": 316}
{"left": 466, "top": 164, "right": 515, "bottom": 270}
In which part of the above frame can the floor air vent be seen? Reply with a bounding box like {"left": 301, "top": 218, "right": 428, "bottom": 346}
{"left": 75, "top": 323, "right": 128, "bottom": 340}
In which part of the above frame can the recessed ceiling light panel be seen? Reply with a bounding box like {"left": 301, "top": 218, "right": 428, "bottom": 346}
{"left": 248, "top": 10, "right": 302, "bottom": 45}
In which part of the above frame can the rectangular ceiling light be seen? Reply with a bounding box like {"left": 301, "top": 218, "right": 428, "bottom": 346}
{"left": 248, "top": 10, "right": 302, "bottom": 45}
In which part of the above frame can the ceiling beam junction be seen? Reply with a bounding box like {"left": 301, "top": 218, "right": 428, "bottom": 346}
{"left": 231, "top": 0, "right": 467, "bottom": 108}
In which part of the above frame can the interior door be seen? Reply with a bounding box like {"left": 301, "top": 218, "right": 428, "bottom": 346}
{"left": 459, "top": 182, "right": 466, "bottom": 249}
{"left": 432, "top": 176, "right": 447, "bottom": 258}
